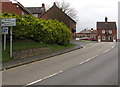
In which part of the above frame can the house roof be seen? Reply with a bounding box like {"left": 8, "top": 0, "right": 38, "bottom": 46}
{"left": 26, "top": 7, "right": 43, "bottom": 14}
{"left": 41, "top": 2, "right": 76, "bottom": 24}
{"left": 97, "top": 22, "right": 117, "bottom": 30}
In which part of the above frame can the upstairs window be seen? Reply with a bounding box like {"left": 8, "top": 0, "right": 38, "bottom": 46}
{"left": 33, "top": 14, "right": 38, "bottom": 18}
{"left": 102, "top": 30, "right": 105, "bottom": 34}
{"left": 109, "top": 30, "right": 112, "bottom": 34}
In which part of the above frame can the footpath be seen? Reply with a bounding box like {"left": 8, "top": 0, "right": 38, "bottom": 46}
{"left": 2, "top": 41, "right": 92, "bottom": 71}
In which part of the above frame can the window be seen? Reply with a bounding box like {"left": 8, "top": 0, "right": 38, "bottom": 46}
{"left": 98, "top": 36, "right": 101, "bottom": 39}
{"left": 108, "top": 36, "right": 112, "bottom": 41}
{"left": 22, "top": 12, "right": 24, "bottom": 15}
{"left": 109, "top": 30, "right": 112, "bottom": 34}
{"left": 33, "top": 14, "right": 38, "bottom": 18}
{"left": 102, "top": 36, "right": 105, "bottom": 40}
{"left": 102, "top": 30, "right": 105, "bottom": 34}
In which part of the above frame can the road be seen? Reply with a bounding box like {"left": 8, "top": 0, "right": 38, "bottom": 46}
{"left": 2, "top": 42, "right": 118, "bottom": 86}
{"left": 32, "top": 43, "right": 118, "bottom": 85}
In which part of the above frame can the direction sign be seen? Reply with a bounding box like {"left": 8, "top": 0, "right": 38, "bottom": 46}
{"left": 1, "top": 18, "right": 16, "bottom": 26}
{"left": 2, "top": 27, "right": 9, "bottom": 34}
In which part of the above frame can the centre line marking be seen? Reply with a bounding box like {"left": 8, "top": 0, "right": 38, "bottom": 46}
{"left": 25, "top": 71, "right": 63, "bottom": 86}
{"left": 103, "top": 49, "right": 110, "bottom": 54}
{"left": 79, "top": 55, "right": 98, "bottom": 65}
{"left": 112, "top": 45, "right": 116, "bottom": 48}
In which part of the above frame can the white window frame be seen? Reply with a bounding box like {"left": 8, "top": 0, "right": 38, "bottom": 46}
{"left": 109, "top": 30, "right": 112, "bottom": 34}
{"left": 102, "top": 36, "right": 106, "bottom": 40}
{"left": 102, "top": 30, "right": 105, "bottom": 34}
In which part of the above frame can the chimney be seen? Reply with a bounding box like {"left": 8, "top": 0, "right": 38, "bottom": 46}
{"left": 41, "top": 3, "right": 45, "bottom": 14}
{"left": 105, "top": 17, "right": 108, "bottom": 22}
{"left": 42, "top": 3, "right": 45, "bottom": 8}
{"left": 54, "top": 2, "right": 56, "bottom": 6}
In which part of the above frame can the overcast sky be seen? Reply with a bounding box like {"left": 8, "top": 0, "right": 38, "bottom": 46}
{"left": 17, "top": 0, "right": 119, "bottom": 32}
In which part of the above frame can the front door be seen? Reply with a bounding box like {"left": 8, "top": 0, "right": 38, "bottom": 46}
{"left": 108, "top": 36, "right": 112, "bottom": 42}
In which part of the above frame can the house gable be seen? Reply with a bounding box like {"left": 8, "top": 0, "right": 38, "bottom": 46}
{"left": 41, "top": 2, "right": 76, "bottom": 30}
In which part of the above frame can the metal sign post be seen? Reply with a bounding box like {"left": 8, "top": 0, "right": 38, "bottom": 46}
{"left": 2, "top": 27, "right": 9, "bottom": 50}
{"left": 10, "top": 27, "right": 12, "bottom": 58}
{"left": 1, "top": 18, "right": 16, "bottom": 58}
{"left": 4, "top": 34, "right": 6, "bottom": 50}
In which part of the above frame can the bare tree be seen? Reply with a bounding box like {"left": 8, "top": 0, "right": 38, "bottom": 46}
{"left": 55, "top": 0, "right": 77, "bottom": 21}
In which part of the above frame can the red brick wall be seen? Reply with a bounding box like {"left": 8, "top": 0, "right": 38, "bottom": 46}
{"left": 97, "top": 29, "right": 117, "bottom": 42}
{"left": 2, "top": 2, "right": 29, "bottom": 15}
{"left": 0, "top": 1, "right": 2, "bottom": 14}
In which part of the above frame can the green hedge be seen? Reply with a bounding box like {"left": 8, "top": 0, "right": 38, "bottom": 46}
{"left": 2, "top": 12, "right": 71, "bottom": 45}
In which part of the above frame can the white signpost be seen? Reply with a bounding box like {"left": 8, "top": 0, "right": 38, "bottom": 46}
{"left": 1, "top": 18, "right": 16, "bottom": 26}
{"left": 2, "top": 27, "right": 9, "bottom": 50}
{"left": 1, "top": 18, "right": 16, "bottom": 58}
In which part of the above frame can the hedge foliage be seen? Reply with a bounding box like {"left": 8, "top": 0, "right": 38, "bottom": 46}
{"left": 2, "top": 12, "right": 71, "bottom": 45}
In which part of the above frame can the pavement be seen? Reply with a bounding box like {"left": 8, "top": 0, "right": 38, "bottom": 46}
{"left": 2, "top": 40, "right": 91, "bottom": 71}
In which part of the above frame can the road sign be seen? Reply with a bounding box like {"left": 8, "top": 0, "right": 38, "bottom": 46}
{"left": 2, "top": 27, "right": 9, "bottom": 34}
{"left": 1, "top": 18, "right": 16, "bottom": 26}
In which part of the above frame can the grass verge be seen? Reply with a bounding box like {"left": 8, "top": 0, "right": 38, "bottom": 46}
{"left": 2, "top": 39, "right": 76, "bottom": 63}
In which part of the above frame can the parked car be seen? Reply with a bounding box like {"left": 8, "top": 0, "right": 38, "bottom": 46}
{"left": 79, "top": 37, "right": 91, "bottom": 40}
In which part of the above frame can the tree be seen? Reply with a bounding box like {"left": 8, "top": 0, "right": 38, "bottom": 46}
{"left": 55, "top": 0, "right": 77, "bottom": 20}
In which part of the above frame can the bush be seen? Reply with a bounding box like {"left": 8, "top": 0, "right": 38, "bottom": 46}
{"left": 2, "top": 12, "right": 71, "bottom": 45}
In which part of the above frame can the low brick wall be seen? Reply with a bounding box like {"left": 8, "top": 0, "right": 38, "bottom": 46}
{"left": 13, "top": 47, "right": 52, "bottom": 59}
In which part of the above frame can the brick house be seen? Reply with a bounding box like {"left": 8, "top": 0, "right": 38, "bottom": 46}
{"left": 26, "top": 4, "right": 45, "bottom": 18}
{"left": 2, "top": 0, "right": 31, "bottom": 15}
{"left": 97, "top": 17, "right": 117, "bottom": 42}
{"left": 40, "top": 2, "right": 76, "bottom": 39}
{"left": 77, "top": 28, "right": 97, "bottom": 40}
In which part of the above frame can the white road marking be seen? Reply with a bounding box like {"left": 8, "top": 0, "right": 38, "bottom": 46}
{"left": 79, "top": 55, "right": 98, "bottom": 65}
{"left": 25, "top": 71, "right": 63, "bottom": 86}
{"left": 79, "top": 61, "right": 86, "bottom": 65}
{"left": 112, "top": 45, "right": 116, "bottom": 48}
{"left": 26, "top": 79, "right": 43, "bottom": 86}
{"left": 103, "top": 49, "right": 110, "bottom": 54}
{"left": 85, "top": 58, "right": 92, "bottom": 62}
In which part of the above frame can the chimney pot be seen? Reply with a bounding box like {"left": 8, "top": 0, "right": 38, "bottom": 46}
{"left": 105, "top": 17, "right": 108, "bottom": 22}
{"left": 42, "top": 3, "right": 45, "bottom": 8}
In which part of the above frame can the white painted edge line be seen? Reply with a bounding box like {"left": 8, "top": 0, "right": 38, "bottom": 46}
{"left": 25, "top": 71, "right": 63, "bottom": 86}
{"left": 79, "top": 55, "right": 98, "bottom": 65}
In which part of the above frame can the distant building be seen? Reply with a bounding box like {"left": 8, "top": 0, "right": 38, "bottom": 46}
{"left": 26, "top": 3, "right": 45, "bottom": 18}
{"left": 77, "top": 28, "right": 97, "bottom": 40}
{"left": 97, "top": 17, "right": 117, "bottom": 42}
{"left": 40, "top": 2, "right": 76, "bottom": 39}
{"left": 2, "top": 0, "right": 32, "bottom": 15}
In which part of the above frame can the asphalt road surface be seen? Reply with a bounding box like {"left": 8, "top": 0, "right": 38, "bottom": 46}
{"left": 32, "top": 43, "right": 118, "bottom": 85}
{"left": 2, "top": 42, "right": 118, "bottom": 86}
